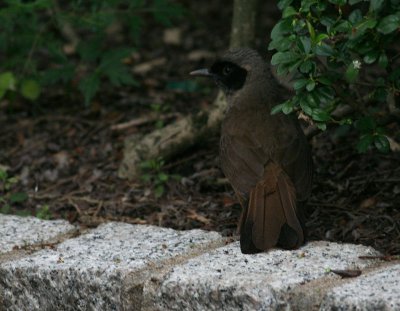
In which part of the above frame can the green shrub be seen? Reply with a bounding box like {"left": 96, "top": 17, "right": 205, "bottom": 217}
{"left": 269, "top": 0, "right": 399, "bottom": 152}
{"left": 0, "top": 0, "right": 183, "bottom": 105}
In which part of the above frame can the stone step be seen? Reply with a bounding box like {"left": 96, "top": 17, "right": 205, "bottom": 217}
{"left": 0, "top": 214, "right": 76, "bottom": 253}
{"left": 0, "top": 214, "right": 399, "bottom": 310}
{"left": 145, "top": 241, "right": 383, "bottom": 311}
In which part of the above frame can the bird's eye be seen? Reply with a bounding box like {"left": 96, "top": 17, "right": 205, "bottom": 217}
{"left": 222, "top": 65, "right": 233, "bottom": 76}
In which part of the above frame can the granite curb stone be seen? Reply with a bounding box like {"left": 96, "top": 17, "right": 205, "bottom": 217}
{"left": 0, "top": 214, "right": 76, "bottom": 254}
{"left": 146, "top": 241, "right": 381, "bottom": 311}
{"left": 0, "top": 222, "right": 223, "bottom": 311}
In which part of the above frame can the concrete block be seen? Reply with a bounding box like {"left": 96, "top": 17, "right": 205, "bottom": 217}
{"left": 0, "top": 222, "right": 223, "bottom": 311}
{"left": 0, "top": 214, "right": 76, "bottom": 254}
{"left": 147, "top": 241, "right": 380, "bottom": 311}
{"left": 320, "top": 263, "right": 400, "bottom": 311}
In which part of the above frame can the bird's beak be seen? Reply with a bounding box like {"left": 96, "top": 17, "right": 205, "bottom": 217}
{"left": 190, "top": 68, "right": 212, "bottom": 77}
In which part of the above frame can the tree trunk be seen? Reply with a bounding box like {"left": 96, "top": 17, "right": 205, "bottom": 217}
{"left": 230, "top": 0, "right": 259, "bottom": 48}
{"left": 118, "top": 0, "right": 260, "bottom": 179}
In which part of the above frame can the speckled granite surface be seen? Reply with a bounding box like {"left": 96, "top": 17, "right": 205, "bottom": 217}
{"left": 146, "top": 241, "right": 381, "bottom": 311}
{"left": 0, "top": 221, "right": 223, "bottom": 311}
{"left": 0, "top": 214, "right": 399, "bottom": 311}
{"left": 0, "top": 214, "right": 76, "bottom": 253}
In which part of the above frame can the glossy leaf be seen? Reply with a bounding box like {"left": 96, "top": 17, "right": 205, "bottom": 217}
{"left": 312, "top": 108, "right": 331, "bottom": 122}
{"left": 293, "top": 78, "right": 309, "bottom": 90}
{"left": 283, "top": 6, "right": 297, "bottom": 18}
{"left": 378, "top": 53, "right": 388, "bottom": 68}
{"left": 271, "top": 19, "right": 293, "bottom": 40}
{"left": 270, "top": 103, "right": 285, "bottom": 115}
{"left": 363, "top": 50, "right": 379, "bottom": 64}
{"left": 377, "top": 14, "right": 400, "bottom": 34}
{"left": 282, "top": 100, "right": 294, "bottom": 114}
{"left": 369, "top": 0, "right": 385, "bottom": 12}
{"left": 306, "top": 80, "right": 316, "bottom": 91}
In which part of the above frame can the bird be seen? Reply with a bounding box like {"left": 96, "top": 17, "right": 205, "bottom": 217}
{"left": 190, "top": 48, "right": 313, "bottom": 254}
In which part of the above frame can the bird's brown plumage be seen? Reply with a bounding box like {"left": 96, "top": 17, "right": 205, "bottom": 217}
{"left": 192, "top": 48, "right": 313, "bottom": 254}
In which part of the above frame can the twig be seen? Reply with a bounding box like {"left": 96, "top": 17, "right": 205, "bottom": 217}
{"left": 111, "top": 112, "right": 181, "bottom": 131}
{"left": 305, "top": 105, "right": 353, "bottom": 138}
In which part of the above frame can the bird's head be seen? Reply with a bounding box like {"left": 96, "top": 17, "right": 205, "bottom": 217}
{"left": 190, "top": 48, "right": 266, "bottom": 96}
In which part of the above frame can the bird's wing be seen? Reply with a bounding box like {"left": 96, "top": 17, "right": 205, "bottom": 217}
{"left": 220, "top": 116, "right": 310, "bottom": 253}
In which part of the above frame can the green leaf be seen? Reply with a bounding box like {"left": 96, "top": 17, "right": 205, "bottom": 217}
{"left": 270, "top": 19, "right": 293, "bottom": 41}
{"left": 300, "top": 98, "right": 313, "bottom": 115}
{"left": 357, "top": 134, "right": 374, "bottom": 153}
{"left": 374, "top": 135, "right": 390, "bottom": 153}
{"left": 335, "top": 20, "right": 352, "bottom": 32}
{"left": 355, "top": 116, "right": 376, "bottom": 132}
{"left": 1, "top": 204, "right": 11, "bottom": 214}
{"left": 0, "top": 169, "right": 7, "bottom": 181}
{"left": 315, "top": 43, "right": 335, "bottom": 56}
{"left": 316, "top": 86, "right": 335, "bottom": 101}
{"left": 345, "top": 62, "right": 360, "bottom": 83}
{"left": 282, "top": 6, "right": 297, "bottom": 18}
{"left": 268, "top": 37, "right": 293, "bottom": 51}
{"left": 278, "top": 0, "right": 293, "bottom": 10}
{"left": 36, "top": 205, "right": 51, "bottom": 220}
{"left": 157, "top": 172, "right": 169, "bottom": 182}
{"left": 271, "top": 51, "right": 299, "bottom": 65}
{"left": 293, "top": 78, "right": 308, "bottom": 90}
{"left": 79, "top": 74, "right": 100, "bottom": 106}
{"left": 369, "top": 0, "right": 385, "bottom": 12}
{"left": 352, "top": 18, "right": 377, "bottom": 37}
{"left": 373, "top": 87, "right": 387, "bottom": 102}
{"left": 378, "top": 53, "right": 388, "bottom": 68}
{"left": 300, "top": 60, "right": 314, "bottom": 73}
{"left": 306, "top": 20, "right": 316, "bottom": 42}
{"left": 41, "top": 65, "right": 75, "bottom": 85}
{"left": 311, "top": 108, "right": 331, "bottom": 122}
{"left": 349, "top": 0, "right": 362, "bottom": 4}
{"left": 20, "top": 79, "right": 41, "bottom": 101}
{"left": 318, "top": 76, "right": 333, "bottom": 85}
{"left": 0, "top": 72, "right": 16, "bottom": 98}
{"left": 306, "top": 80, "right": 316, "bottom": 91}
{"left": 287, "top": 59, "right": 303, "bottom": 72}
{"left": 282, "top": 100, "right": 294, "bottom": 114}
{"left": 329, "top": 0, "right": 346, "bottom": 5}
{"left": 363, "top": 50, "right": 379, "bottom": 64}
{"left": 141, "top": 173, "right": 152, "bottom": 183}
{"left": 300, "top": 0, "right": 318, "bottom": 12}
{"left": 10, "top": 192, "right": 28, "bottom": 203}
{"left": 377, "top": 14, "right": 400, "bottom": 34}
{"left": 316, "top": 122, "right": 327, "bottom": 131}
{"left": 154, "top": 184, "right": 164, "bottom": 198}
{"left": 103, "top": 63, "right": 136, "bottom": 87}
{"left": 78, "top": 39, "right": 102, "bottom": 62}
{"left": 270, "top": 103, "right": 284, "bottom": 115}
{"left": 299, "top": 36, "right": 311, "bottom": 54}
{"left": 316, "top": 33, "right": 329, "bottom": 44}
{"left": 349, "top": 9, "right": 363, "bottom": 24}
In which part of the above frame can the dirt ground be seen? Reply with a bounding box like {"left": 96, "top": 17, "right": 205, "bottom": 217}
{"left": 1, "top": 2, "right": 399, "bottom": 255}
